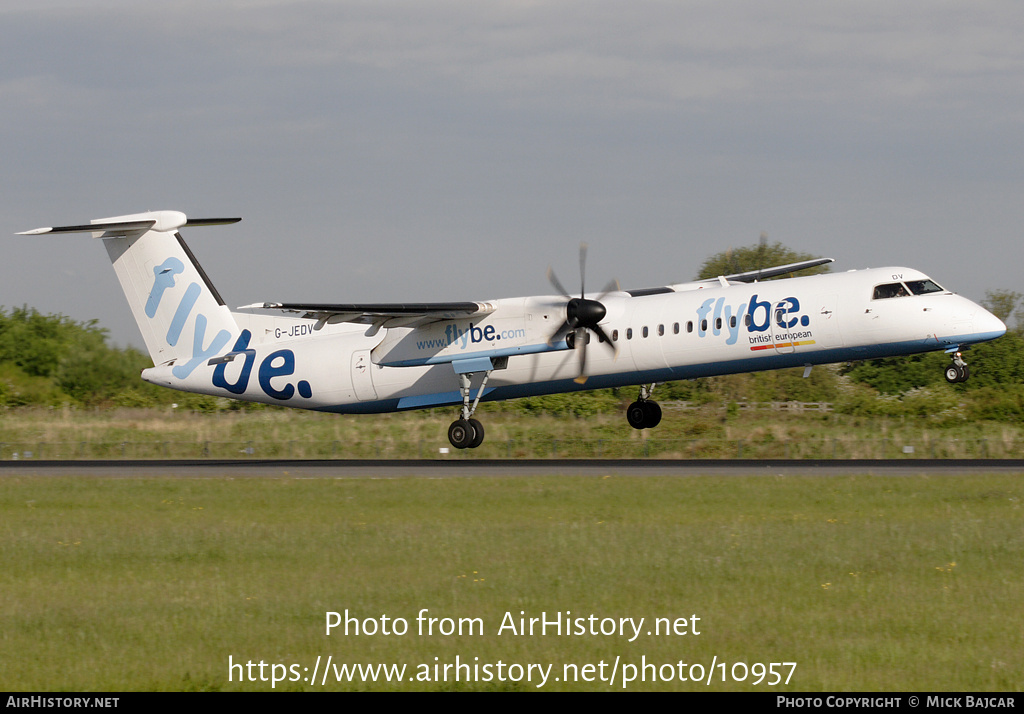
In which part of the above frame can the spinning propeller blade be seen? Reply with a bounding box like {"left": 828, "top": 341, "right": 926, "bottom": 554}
{"left": 546, "top": 243, "right": 618, "bottom": 383}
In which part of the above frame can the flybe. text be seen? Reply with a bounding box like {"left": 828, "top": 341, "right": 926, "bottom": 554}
{"left": 146, "top": 257, "right": 313, "bottom": 401}
{"left": 212, "top": 330, "right": 313, "bottom": 400}
{"left": 695, "top": 294, "right": 810, "bottom": 345}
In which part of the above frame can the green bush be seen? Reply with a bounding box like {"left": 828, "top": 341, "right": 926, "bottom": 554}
{"left": 964, "top": 385, "right": 1024, "bottom": 421}
{"left": 0, "top": 363, "right": 70, "bottom": 407}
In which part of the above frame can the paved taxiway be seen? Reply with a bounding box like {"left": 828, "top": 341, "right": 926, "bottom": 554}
{"left": 2, "top": 459, "right": 1024, "bottom": 478}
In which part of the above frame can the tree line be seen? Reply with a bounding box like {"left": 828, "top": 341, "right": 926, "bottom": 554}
{"left": 0, "top": 307, "right": 221, "bottom": 411}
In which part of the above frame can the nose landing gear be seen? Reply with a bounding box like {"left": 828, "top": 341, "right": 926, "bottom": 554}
{"left": 944, "top": 351, "right": 970, "bottom": 383}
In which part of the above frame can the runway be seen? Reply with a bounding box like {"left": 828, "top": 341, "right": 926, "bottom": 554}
{"left": 3, "top": 458, "right": 1024, "bottom": 477}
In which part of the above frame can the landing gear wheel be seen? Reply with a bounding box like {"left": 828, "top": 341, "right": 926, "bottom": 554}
{"left": 627, "top": 401, "right": 648, "bottom": 430}
{"left": 945, "top": 351, "right": 970, "bottom": 384}
{"left": 626, "top": 400, "right": 662, "bottom": 429}
{"left": 467, "top": 418, "right": 485, "bottom": 449}
{"left": 448, "top": 419, "right": 475, "bottom": 449}
{"left": 944, "top": 364, "right": 969, "bottom": 383}
{"left": 643, "top": 400, "right": 662, "bottom": 428}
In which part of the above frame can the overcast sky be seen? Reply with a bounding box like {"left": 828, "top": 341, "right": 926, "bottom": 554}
{"left": 3, "top": 1, "right": 1022, "bottom": 348}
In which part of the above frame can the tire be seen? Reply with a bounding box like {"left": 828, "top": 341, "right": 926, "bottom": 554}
{"left": 944, "top": 365, "right": 961, "bottom": 384}
{"left": 642, "top": 400, "right": 663, "bottom": 429}
{"left": 467, "top": 418, "right": 485, "bottom": 448}
{"left": 448, "top": 419, "right": 474, "bottom": 449}
{"left": 626, "top": 402, "right": 647, "bottom": 429}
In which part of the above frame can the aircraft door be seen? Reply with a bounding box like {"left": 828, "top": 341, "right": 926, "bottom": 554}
{"left": 811, "top": 294, "right": 843, "bottom": 349}
{"left": 772, "top": 300, "right": 796, "bottom": 354}
{"left": 350, "top": 349, "right": 378, "bottom": 401}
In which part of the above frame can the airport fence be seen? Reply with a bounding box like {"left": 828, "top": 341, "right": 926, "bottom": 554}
{"left": 0, "top": 435, "right": 1020, "bottom": 460}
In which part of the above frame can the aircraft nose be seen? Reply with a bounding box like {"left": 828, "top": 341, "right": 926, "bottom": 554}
{"left": 975, "top": 307, "right": 1007, "bottom": 339}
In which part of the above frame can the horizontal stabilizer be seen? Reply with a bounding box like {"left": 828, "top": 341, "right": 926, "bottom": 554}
{"left": 184, "top": 218, "right": 242, "bottom": 227}
{"left": 17, "top": 215, "right": 240, "bottom": 236}
{"left": 17, "top": 220, "right": 155, "bottom": 236}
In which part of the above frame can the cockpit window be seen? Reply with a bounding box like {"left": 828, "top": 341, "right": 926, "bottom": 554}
{"left": 872, "top": 282, "right": 909, "bottom": 299}
{"left": 906, "top": 279, "right": 944, "bottom": 295}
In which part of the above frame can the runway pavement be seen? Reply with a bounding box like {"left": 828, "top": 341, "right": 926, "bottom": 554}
{"left": 3, "top": 458, "right": 1024, "bottom": 477}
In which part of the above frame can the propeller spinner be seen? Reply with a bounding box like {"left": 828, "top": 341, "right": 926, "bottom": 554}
{"left": 546, "top": 243, "right": 618, "bottom": 384}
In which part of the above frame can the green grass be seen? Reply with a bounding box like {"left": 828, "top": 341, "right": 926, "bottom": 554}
{"left": 1, "top": 473, "right": 1022, "bottom": 690}
{"left": 2, "top": 405, "right": 1023, "bottom": 459}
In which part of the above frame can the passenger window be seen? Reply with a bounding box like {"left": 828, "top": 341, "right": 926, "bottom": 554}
{"left": 673, "top": 323, "right": 680, "bottom": 335}
{"left": 687, "top": 321, "right": 693, "bottom": 333}
{"left": 730, "top": 316, "right": 737, "bottom": 328}
{"left": 700, "top": 319, "right": 708, "bottom": 332}
{"left": 658, "top": 324, "right": 665, "bottom": 336}
{"left": 744, "top": 314, "right": 752, "bottom": 327}
{"left": 627, "top": 328, "right": 633, "bottom": 340}
{"left": 612, "top": 329, "right": 619, "bottom": 341}
{"left": 642, "top": 326, "right": 649, "bottom": 338}
{"left": 873, "top": 283, "right": 909, "bottom": 299}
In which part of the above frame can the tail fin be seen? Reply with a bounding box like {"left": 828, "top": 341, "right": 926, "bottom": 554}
{"left": 19, "top": 210, "right": 241, "bottom": 377}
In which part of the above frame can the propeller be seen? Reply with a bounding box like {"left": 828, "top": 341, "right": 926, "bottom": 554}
{"left": 546, "top": 243, "right": 619, "bottom": 384}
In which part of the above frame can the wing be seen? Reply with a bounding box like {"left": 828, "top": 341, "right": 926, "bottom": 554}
{"left": 709, "top": 257, "right": 835, "bottom": 284}
{"left": 624, "top": 257, "right": 836, "bottom": 295}
{"left": 237, "top": 300, "right": 496, "bottom": 333}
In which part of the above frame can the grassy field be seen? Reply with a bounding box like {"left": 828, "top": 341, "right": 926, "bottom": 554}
{"left": 1, "top": 404, "right": 1023, "bottom": 460}
{"left": 1, "top": 471, "right": 1022, "bottom": 691}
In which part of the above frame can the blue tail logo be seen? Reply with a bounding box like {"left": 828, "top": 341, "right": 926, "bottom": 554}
{"left": 146, "top": 257, "right": 232, "bottom": 379}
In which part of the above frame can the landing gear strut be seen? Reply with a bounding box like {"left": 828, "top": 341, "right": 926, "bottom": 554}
{"left": 627, "top": 383, "right": 662, "bottom": 430}
{"left": 944, "top": 351, "right": 970, "bottom": 383}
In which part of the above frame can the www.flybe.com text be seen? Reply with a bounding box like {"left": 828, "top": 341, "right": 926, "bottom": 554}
{"left": 416, "top": 324, "right": 527, "bottom": 351}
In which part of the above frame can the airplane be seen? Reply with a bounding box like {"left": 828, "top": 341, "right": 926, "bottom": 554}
{"left": 19, "top": 210, "right": 1007, "bottom": 450}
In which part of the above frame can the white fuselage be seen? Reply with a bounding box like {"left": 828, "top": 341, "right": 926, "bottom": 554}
{"left": 142, "top": 266, "right": 1006, "bottom": 413}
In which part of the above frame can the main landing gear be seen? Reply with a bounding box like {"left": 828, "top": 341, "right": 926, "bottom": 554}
{"left": 944, "top": 351, "right": 970, "bottom": 383}
{"left": 447, "top": 361, "right": 505, "bottom": 449}
{"left": 627, "top": 383, "right": 662, "bottom": 430}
